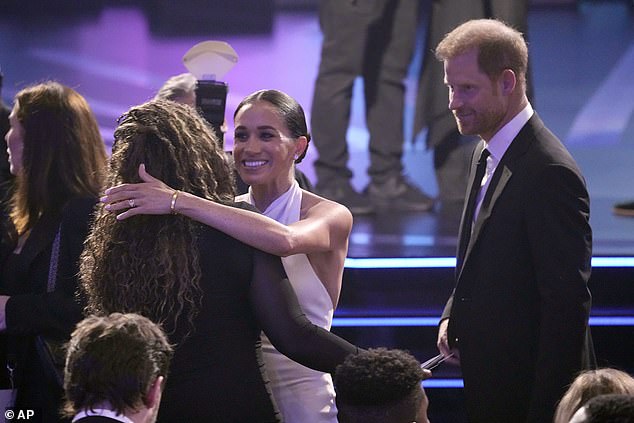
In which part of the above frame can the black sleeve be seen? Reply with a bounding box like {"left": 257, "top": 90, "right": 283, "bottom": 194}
{"left": 249, "top": 249, "right": 359, "bottom": 373}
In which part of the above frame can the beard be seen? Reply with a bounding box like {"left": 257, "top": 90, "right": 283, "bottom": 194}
{"left": 453, "top": 102, "right": 506, "bottom": 140}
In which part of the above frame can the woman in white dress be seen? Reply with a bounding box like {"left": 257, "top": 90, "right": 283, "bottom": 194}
{"left": 101, "top": 89, "right": 352, "bottom": 423}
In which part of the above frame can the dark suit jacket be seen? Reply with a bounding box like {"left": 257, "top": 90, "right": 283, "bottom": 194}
{"left": 441, "top": 114, "right": 593, "bottom": 423}
{"left": 0, "top": 197, "right": 96, "bottom": 422}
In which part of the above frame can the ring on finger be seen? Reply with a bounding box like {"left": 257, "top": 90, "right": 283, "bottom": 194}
{"left": 128, "top": 198, "right": 136, "bottom": 208}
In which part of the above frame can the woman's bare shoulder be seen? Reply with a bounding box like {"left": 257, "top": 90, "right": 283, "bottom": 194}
{"left": 301, "top": 189, "right": 353, "bottom": 230}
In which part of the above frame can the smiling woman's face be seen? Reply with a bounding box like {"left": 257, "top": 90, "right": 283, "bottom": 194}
{"left": 232, "top": 100, "right": 299, "bottom": 188}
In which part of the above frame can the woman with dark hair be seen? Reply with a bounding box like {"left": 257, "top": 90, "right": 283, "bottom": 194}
{"left": 0, "top": 81, "right": 107, "bottom": 421}
{"left": 82, "top": 99, "right": 358, "bottom": 423}
{"left": 102, "top": 90, "right": 351, "bottom": 422}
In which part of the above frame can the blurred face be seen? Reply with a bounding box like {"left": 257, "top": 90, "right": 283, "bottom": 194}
{"left": 443, "top": 48, "right": 508, "bottom": 141}
{"left": 173, "top": 91, "right": 196, "bottom": 109}
{"left": 233, "top": 101, "right": 304, "bottom": 188}
{"left": 5, "top": 104, "right": 25, "bottom": 175}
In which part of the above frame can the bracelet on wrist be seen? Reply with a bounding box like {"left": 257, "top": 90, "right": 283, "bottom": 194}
{"left": 170, "top": 190, "right": 180, "bottom": 215}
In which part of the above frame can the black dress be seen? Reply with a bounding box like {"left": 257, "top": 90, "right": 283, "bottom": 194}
{"left": 155, "top": 204, "right": 357, "bottom": 423}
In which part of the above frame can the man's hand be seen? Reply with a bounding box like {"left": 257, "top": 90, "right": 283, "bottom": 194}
{"left": 437, "top": 318, "right": 460, "bottom": 365}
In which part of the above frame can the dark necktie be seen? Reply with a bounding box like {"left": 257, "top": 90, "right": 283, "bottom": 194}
{"left": 459, "top": 148, "right": 490, "bottom": 258}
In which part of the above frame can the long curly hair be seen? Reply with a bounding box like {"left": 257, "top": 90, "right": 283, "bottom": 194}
{"left": 80, "top": 99, "right": 235, "bottom": 332}
{"left": 10, "top": 81, "right": 106, "bottom": 234}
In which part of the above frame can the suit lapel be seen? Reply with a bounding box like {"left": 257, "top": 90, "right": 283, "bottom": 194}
{"left": 463, "top": 164, "right": 513, "bottom": 264}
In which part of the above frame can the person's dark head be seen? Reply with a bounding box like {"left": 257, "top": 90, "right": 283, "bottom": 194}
{"left": 5, "top": 81, "right": 106, "bottom": 233}
{"left": 81, "top": 99, "right": 234, "bottom": 331}
{"left": 233, "top": 89, "right": 310, "bottom": 164}
{"left": 555, "top": 368, "right": 634, "bottom": 423}
{"left": 63, "top": 313, "right": 173, "bottom": 422}
{"left": 334, "top": 348, "right": 430, "bottom": 423}
{"left": 154, "top": 73, "right": 197, "bottom": 108}
{"left": 435, "top": 18, "right": 528, "bottom": 92}
{"left": 569, "top": 394, "right": 634, "bottom": 423}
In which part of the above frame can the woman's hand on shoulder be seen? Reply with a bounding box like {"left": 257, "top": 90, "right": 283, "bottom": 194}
{"left": 100, "top": 164, "right": 175, "bottom": 220}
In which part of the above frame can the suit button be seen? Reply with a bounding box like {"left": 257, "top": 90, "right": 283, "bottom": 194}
{"left": 459, "top": 297, "right": 471, "bottom": 302}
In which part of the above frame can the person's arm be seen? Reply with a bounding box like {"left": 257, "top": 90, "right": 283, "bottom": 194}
{"left": 249, "top": 249, "right": 359, "bottom": 373}
{"left": 524, "top": 163, "right": 592, "bottom": 422}
{"left": 102, "top": 164, "right": 352, "bottom": 257}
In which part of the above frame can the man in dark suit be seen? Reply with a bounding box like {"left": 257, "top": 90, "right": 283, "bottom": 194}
{"left": 63, "top": 313, "right": 173, "bottom": 423}
{"left": 435, "top": 19, "right": 593, "bottom": 422}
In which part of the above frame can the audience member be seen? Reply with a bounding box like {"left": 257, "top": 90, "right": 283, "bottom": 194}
{"left": 0, "top": 81, "right": 106, "bottom": 421}
{"left": 554, "top": 368, "right": 634, "bottom": 423}
{"left": 101, "top": 89, "right": 352, "bottom": 422}
{"left": 569, "top": 394, "right": 634, "bottom": 423}
{"left": 334, "top": 348, "right": 430, "bottom": 423}
{"left": 310, "top": 0, "right": 433, "bottom": 214}
{"left": 63, "top": 313, "right": 173, "bottom": 423}
{"left": 435, "top": 19, "right": 594, "bottom": 422}
{"left": 154, "top": 72, "right": 197, "bottom": 108}
{"left": 82, "top": 99, "right": 360, "bottom": 423}
{"left": 415, "top": 0, "right": 530, "bottom": 203}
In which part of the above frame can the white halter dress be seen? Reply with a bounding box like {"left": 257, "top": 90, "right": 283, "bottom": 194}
{"left": 236, "top": 181, "right": 337, "bottom": 423}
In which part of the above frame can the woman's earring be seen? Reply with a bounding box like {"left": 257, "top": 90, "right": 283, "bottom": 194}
{"left": 294, "top": 153, "right": 300, "bottom": 160}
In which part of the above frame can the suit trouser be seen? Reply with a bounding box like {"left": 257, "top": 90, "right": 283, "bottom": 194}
{"left": 310, "top": 0, "right": 419, "bottom": 186}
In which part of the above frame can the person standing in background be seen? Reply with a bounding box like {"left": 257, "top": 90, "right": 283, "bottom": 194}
{"left": 311, "top": 0, "right": 434, "bottom": 214}
{"left": 435, "top": 19, "right": 594, "bottom": 422}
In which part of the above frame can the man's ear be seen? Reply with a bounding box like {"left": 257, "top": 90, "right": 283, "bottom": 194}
{"left": 501, "top": 69, "right": 517, "bottom": 95}
{"left": 144, "top": 376, "right": 164, "bottom": 409}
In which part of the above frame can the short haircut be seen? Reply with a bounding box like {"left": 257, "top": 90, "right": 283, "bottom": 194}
{"left": 154, "top": 73, "right": 196, "bottom": 102}
{"left": 435, "top": 18, "right": 529, "bottom": 90}
{"left": 335, "top": 348, "right": 427, "bottom": 423}
{"left": 555, "top": 368, "right": 634, "bottom": 423}
{"left": 63, "top": 313, "right": 173, "bottom": 417}
{"left": 582, "top": 394, "right": 634, "bottom": 422}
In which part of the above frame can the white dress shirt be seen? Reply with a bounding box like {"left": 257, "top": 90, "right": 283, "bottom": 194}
{"left": 474, "top": 103, "right": 534, "bottom": 221}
